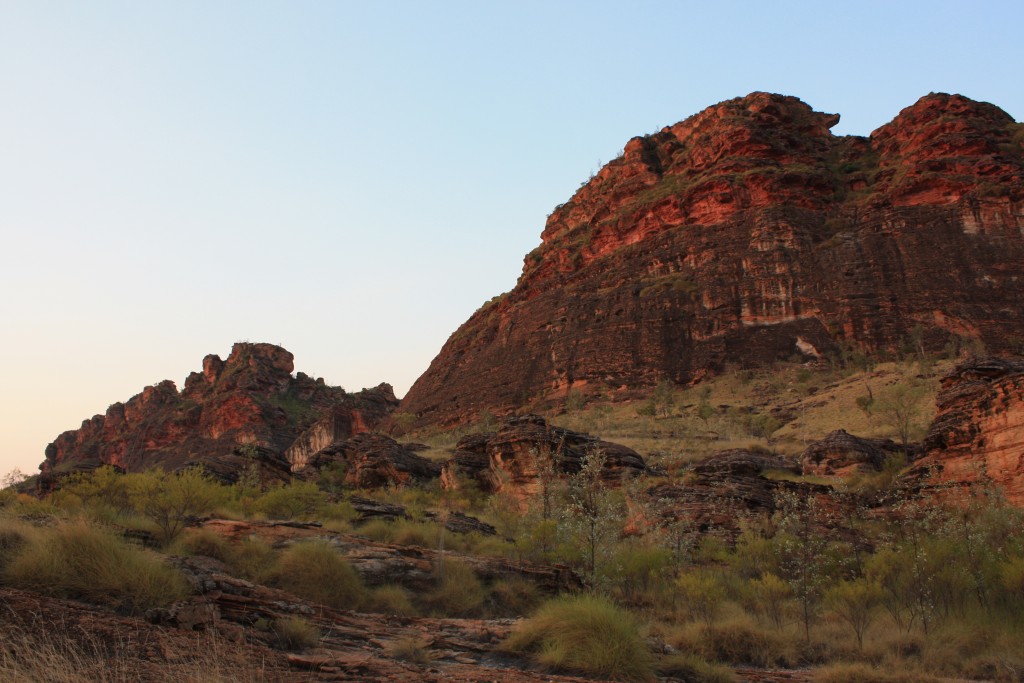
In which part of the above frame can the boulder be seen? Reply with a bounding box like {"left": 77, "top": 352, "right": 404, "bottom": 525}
{"left": 801, "top": 429, "right": 910, "bottom": 477}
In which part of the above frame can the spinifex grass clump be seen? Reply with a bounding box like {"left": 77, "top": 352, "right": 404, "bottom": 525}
{"left": 2, "top": 521, "right": 189, "bottom": 613}
{"left": 504, "top": 593, "right": 654, "bottom": 682}
{"left": 270, "top": 540, "right": 364, "bottom": 609}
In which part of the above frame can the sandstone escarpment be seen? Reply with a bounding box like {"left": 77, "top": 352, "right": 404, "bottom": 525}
{"left": 41, "top": 343, "right": 397, "bottom": 485}
{"left": 911, "top": 356, "right": 1024, "bottom": 504}
{"left": 403, "top": 92, "right": 1024, "bottom": 427}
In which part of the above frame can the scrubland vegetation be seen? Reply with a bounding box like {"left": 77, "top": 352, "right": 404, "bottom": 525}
{"left": 2, "top": 352, "right": 1023, "bottom": 682}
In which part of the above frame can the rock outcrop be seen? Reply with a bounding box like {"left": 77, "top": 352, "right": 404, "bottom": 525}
{"left": 911, "top": 356, "right": 1024, "bottom": 504}
{"left": 649, "top": 449, "right": 809, "bottom": 535}
{"left": 299, "top": 433, "right": 441, "bottom": 489}
{"left": 403, "top": 92, "right": 1024, "bottom": 427}
{"left": 441, "top": 415, "right": 647, "bottom": 501}
{"left": 801, "top": 429, "right": 911, "bottom": 477}
{"left": 41, "top": 343, "right": 397, "bottom": 486}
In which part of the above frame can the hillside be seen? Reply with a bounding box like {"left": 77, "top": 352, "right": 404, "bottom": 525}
{"left": 402, "top": 92, "right": 1024, "bottom": 427}
{"left": 41, "top": 343, "right": 397, "bottom": 486}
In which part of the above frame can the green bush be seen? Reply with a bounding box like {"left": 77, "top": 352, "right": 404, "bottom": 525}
{"left": 271, "top": 541, "right": 363, "bottom": 609}
{"left": 676, "top": 571, "right": 726, "bottom": 626}
{"left": 256, "top": 481, "right": 325, "bottom": 520}
{"left": 504, "top": 594, "right": 654, "bottom": 682}
{"left": 2, "top": 522, "right": 189, "bottom": 613}
{"left": 128, "top": 468, "right": 225, "bottom": 544}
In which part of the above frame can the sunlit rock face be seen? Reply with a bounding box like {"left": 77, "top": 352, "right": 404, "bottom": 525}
{"left": 441, "top": 415, "right": 647, "bottom": 507}
{"left": 403, "top": 92, "right": 1024, "bottom": 427}
{"left": 41, "top": 343, "right": 397, "bottom": 486}
{"left": 911, "top": 356, "right": 1024, "bottom": 505}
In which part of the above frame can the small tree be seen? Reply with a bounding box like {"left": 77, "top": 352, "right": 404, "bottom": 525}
{"left": 826, "top": 578, "right": 882, "bottom": 650}
{"left": 130, "top": 468, "right": 224, "bottom": 544}
{"left": 748, "top": 413, "right": 782, "bottom": 445}
{"left": 696, "top": 389, "right": 715, "bottom": 428}
{"left": 653, "top": 380, "right": 676, "bottom": 418}
{"left": 750, "top": 572, "right": 791, "bottom": 630}
{"left": 876, "top": 381, "right": 929, "bottom": 451}
{"left": 676, "top": 571, "right": 725, "bottom": 626}
{"left": 1, "top": 468, "right": 28, "bottom": 489}
{"left": 561, "top": 448, "right": 623, "bottom": 587}
{"left": 772, "top": 489, "right": 839, "bottom": 641}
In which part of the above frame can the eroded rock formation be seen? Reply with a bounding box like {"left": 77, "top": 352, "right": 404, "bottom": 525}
{"left": 41, "top": 343, "right": 397, "bottom": 485}
{"left": 403, "top": 92, "right": 1024, "bottom": 427}
{"left": 912, "top": 356, "right": 1024, "bottom": 504}
{"left": 801, "top": 429, "right": 911, "bottom": 477}
{"left": 648, "top": 449, "right": 811, "bottom": 535}
{"left": 299, "top": 433, "right": 441, "bottom": 489}
{"left": 441, "top": 415, "right": 647, "bottom": 501}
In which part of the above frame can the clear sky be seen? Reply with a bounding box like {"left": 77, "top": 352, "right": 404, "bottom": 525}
{"left": 1, "top": 1, "right": 1022, "bottom": 479}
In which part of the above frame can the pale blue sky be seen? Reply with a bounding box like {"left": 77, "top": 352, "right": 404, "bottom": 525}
{"left": 2, "top": 1, "right": 1022, "bottom": 477}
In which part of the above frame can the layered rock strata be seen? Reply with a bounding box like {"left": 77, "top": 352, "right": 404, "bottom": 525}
{"left": 403, "top": 92, "right": 1024, "bottom": 426}
{"left": 801, "top": 429, "right": 911, "bottom": 477}
{"left": 41, "top": 343, "right": 396, "bottom": 485}
{"left": 441, "top": 414, "right": 647, "bottom": 501}
{"left": 299, "top": 432, "right": 442, "bottom": 489}
{"left": 912, "top": 356, "right": 1024, "bottom": 504}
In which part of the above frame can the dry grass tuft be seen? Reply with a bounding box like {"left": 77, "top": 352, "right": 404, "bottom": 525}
{"left": 2, "top": 521, "right": 189, "bottom": 613}
{"left": 504, "top": 593, "right": 654, "bottom": 682}
{"left": 270, "top": 540, "right": 364, "bottom": 609}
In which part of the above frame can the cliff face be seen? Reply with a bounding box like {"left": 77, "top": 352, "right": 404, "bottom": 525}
{"left": 912, "top": 356, "right": 1024, "bottom": 504}
{"left": 403, "top": 93, "right": 1024, "bottom": 425}
{"left": 41, "top": 343, "right": 397, "bottom": 483}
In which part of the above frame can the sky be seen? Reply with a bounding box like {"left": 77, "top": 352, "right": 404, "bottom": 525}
{"left": 1, "top": 1, "right": 1022, "bottom": 479}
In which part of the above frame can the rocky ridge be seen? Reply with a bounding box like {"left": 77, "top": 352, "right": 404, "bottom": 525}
{"left": 402, "top": 92, "right": 1024, "bottom": 427}
{"left": 41, "top": 343, "right": 397, "bottom": 486}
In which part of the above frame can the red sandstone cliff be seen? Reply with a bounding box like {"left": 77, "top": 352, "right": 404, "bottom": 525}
{"left": 911, "top": 356, "right": 1024, "bottom": 505}
{"left": 403, "top": 93, "right": 1024, "bottom": 426}
{"left": 41, "top": 343, "right": 397, "bottom": 484}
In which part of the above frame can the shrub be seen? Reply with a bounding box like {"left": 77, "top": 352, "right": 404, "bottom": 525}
{"left": 676, "top": 571, "right": 726, "bottom": 626}
{"left": 812, "top": 662, "right": 941, "bottom": 683}
{"left": 128, "top": 468, "right": 225, "bottom": 544}
{"left": 171, "top": 528, "right": 233, "bottom": 563}
{"left": 487, "top": 577, "right": 541, "bottom": 617}
{"left": 270, "top": 616, "right": 319, "bottom": 651}
{"left": 366, "top": 584, "right": 418, "bottom": 616}
{"left": 674, "top": 617, "right": 793, "bottom": 668}
{"left": 420, "top": 558, "right": 485, "bottom": 617}
{"left": 256, "top": 481, "right": 325, "bottom": 520}
{"left": 388, "top": 636, "right": 432, "bottom": 666}
{"left": 228, "top": 537, "right": 276, "bottom": 583}
{"left": 504, "top": 594, "right": 654, "bottom": 682}
{"left": 271, "top": 541, "right": 363, "bottom": 609}
{"left": 658, "top": 653, "right": 737, "bottom": 683}
{"left": 0, "top": 518, "right": 40, "bottom": 572}
{"left": 613, "top": 544, "right": 672, "bottom": 605}
{"left": 2, "top": 522, "right": 189, "bottom": 613}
